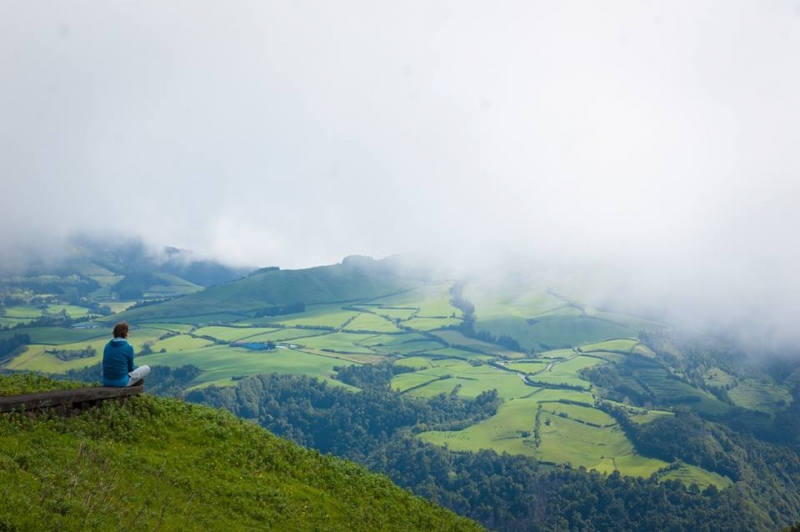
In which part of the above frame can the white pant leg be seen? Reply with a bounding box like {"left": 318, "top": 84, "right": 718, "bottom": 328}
{"left": 127, "top": 365, "right": 151, "bottom": 385}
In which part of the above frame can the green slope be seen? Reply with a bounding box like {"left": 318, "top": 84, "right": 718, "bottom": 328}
{"left": 0, "top": 374, "right": 482, "bottom": 532}
{"left": 119, "top": 257, "right": 422, "bottom": 322}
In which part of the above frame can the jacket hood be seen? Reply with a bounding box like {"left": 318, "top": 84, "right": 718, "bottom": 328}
{"left": 110, "top": 338, "right": 128, "bottom": 346}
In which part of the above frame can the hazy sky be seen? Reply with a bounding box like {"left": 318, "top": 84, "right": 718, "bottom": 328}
{"left": 2, "top": 1, "right": 799, "bottom": 342}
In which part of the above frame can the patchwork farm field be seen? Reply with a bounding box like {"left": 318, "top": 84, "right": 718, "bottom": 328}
{"left": 0, "top": 274, "right": 767, "bottom": 489}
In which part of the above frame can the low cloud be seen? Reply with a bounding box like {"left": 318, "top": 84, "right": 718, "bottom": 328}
{"left": 1, "top": 1, "right": 798, "bottom": 345}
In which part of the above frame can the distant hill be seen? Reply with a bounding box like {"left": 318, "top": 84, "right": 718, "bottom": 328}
{"left": 119, "top": 255, "right": 424, "bottom": 321}
{"left": 0, "top": 374, "right": 483, "bottom": 532}
{"left": 0, "top": 235, "right": 251, "bottom": 308}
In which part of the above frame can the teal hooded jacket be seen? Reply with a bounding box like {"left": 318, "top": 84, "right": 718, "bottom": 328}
{"left": 102, "top": 338, "right": 135, "bottom": 386}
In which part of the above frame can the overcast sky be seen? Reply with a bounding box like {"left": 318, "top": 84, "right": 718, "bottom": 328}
{"left": 1, "top": 1, "right": 799, "bottom": 343}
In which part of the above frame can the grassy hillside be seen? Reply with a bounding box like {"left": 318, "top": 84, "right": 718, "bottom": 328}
{"left": 119, "top": 258, "right": 422, "bottom": 321}
{"left": 0, "top": 374, "right": 482, "bottom": 532}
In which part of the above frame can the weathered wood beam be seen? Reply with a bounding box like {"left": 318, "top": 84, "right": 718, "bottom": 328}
{"left": 0, "top": 385, "right": 144, "bottom": 413}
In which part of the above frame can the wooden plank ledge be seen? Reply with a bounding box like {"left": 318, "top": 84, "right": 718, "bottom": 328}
{"left": 0, "top": 385, "right": 144, "bottom": 414}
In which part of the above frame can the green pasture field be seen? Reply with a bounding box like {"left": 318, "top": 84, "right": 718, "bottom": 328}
{"left": 541, "top": 402, "right": 616, "bottom": 427}
{"left": 143, "top": 273, "right": 203, "bottom": 297}
{"left": 538, "top": 348, "right": 575, "bottom": 359}
{"left": 1, "top": 328, "right": 170, "bottom": 373}
{"left": 104, "top": 301, "right": 138, "bottom": 313}
{"left": 475, "top": 315, "right": 635, "bottom": 352}
{"left": 625, "top": 408, "right": 673, "bottom": 424}
{"left": 381, "top": 340, "right": 448, "bottom": 355}
{"left": 704, "top": 367, "right": 737, "bottom": 389}
{"left": 0, "top": 327, "right": 106, "bottom": 345}
{"left": 505, "top": 360, "right": 552, "bottom": 374}
{"left": 582, "top": 338, "right": 640, "bottom": 353}
{"left": 582, "top": 308, "right": 665, "bottom": 333}
{"left": 431, "top": 330, "right": 523, "bottom": 357}
{"left": 150, "top": 334, "right": 212, "bottom": 352}
{"left": 419, "top": 396, "right": 539, "bottom": 456}
{"left": 0, "top": 318, "right": 26, "bottom": 327}
{"left": 423, "top": 347, "right": 493, "bottom": 361}
{"left": 633, "top": 368, "right": 731, "bottom": 415}
{"left": 2, "top": 307, "right": 44, "bottom": 319}
{"left": 727, "top": 379, "right": 792, "bottom": 413}
{"left": 142, "top": 345, "right": 351, "bottom": 386}
{"left": 464, "top": 286, "right": 566, "bottom": 319}
{"left": 402, "top": 316, "right": 461, "bottom": 331}
{"left": 45, "top": 304, "right": 93, "bottom": 317}
{"left": 4, "top": 336, "right": 113, "bottom": 373}
{"left": 87, "top": 274, "right": 123, "bottom": 287}
{"left": 403, "top": 364, "right": 532, "bottom": 400}
{"left": 661, "top": 463, "right": 732, "bottom": 489}
{"left": 192, "top": 326, "right": 279, "bottom": 342}
{"left": 241, "top": 328, "right": 331, "bottom": 344}
{"left": 394, "top": 356, "right": 434, "bottom": 370}
{"left": 524, "top": 387, "right": 594, "bottom": 405}
{"left": 368, "top": 284, "right": 458, "bottom": 316}
{"left": 357, "top": 332, "right": 429, "bottom": 348}
{"left": 295, "top": 332, "right": 377, "bottom": 354}
{"left": 581, "top": 351, "right": 627, "bottom": 364}
{"left": 529, "top": 356, "right": 607, "bottom": 389}
{"left": 342, "top": 313, "right": 403, "bottom": 333}
{"left": 266, "top": 306, "right": 360, "bottom": 328}
{"left": 538, "top": 412, "right": 667, "bottom": 476}
{"left": 126, "top": 313, "right": 250, "bottom": 325}
{"left": 529, "top": 306, "right": 583, "bottom": 319}
{"left": 391, "top": 372, "right": 443, "bottom": 393}
{"left": 373, "top": 307, "right": 418, "bottom": 320}
{"left": 137, "top": 323, "right": 196, "bottom": 334}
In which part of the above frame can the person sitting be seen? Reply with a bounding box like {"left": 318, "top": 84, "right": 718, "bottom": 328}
{"left": 101, "top": 321, "right": 150, "bottom": 387}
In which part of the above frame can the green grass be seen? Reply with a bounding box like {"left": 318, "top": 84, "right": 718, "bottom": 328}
{"left": 119, "top": 261, "right": 421, "bottom": 321}
{"left": 267, "top": 306, "right": 360, "bottom": 328}
{"left": 431, "top": 330, "right": 521, "bottom": 357}
{"left": 374, "top": 307, "right": 418, "bottom": 320}
{"left": 419, "top": 394, "right": 668, "bottom": 477}
{"left": 0, "top": 375, "right": 483, "bottom": 532}
{"left": 542, "top": 403, "right": 616, "bottom": 427}
{"left": 369, "top": 284, "right": 459, "bottom": 317}
{"left": 661, "top": 463, "right": 733, "bottom": 489}
{"left": 141, "top": 345, "right": 351, "bottom": 385}
{"left": 582, "top": 338, "right": 640, "bottom": 353}
{"left": 343, "top": 313, "right": 404, "bottom": 333}
{"left": 294, "top": 332, "right": 378, "bottom": 354}
{"left": 2, "top": 306, "right": 44, "bottom": 319}
{"left": 527, "top": 356, "right": 607, "bottom": 389}
{"left": 727, "top": 379, "right": 792, "bottom": 414}
{"left": 394, "top": 357, "right": 435, "bottom": 370}
{"left": 505, "top": 361, "right": 550, "bottom": 373}
{"left": 150, "top": 334, "right": 212, "bottom": 352}
{"left": 403, "top": 317, "right": 462, "bottom": 331}
{"left": 475, "top": 315, "right": 636, "bottom": 351}
{"left": 401, "top": 365, "right": 532, "bottom": 400}
{"left": 137, "top": 322, "right": 196, "bottom": 334}
{"left": 5, "top": 329, "right": 166, "bottom": 374}
{"left": 391, "top": 372, "right": 443, "bottom": 393}
{"left": 537, "top": 412, "right": 667, "bottom": 475}
{"left": 704, "top": 368, "right": 737, "bottom": 389}
{"left": 0, "top": 327, "right": 107, "bottom": 345}
{"left": 240, "top": 328, "right": 332, "bottom": 344}
{"left": 192, "top": 326, "right": 279, "bottom": 342}
{"left": 44, "top": 304, "right": 94, "bottom": 318}
{"left": 419, "top": 397, "right": 540, "bottom": 456}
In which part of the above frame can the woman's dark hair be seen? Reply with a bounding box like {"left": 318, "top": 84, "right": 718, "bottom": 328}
{"left": 113, "top": 321, "right": 129, "bottom": 338}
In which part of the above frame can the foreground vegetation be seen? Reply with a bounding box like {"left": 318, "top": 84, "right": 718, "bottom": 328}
{"left": 0, "top": 374, "right": 482, "bottom": 532}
